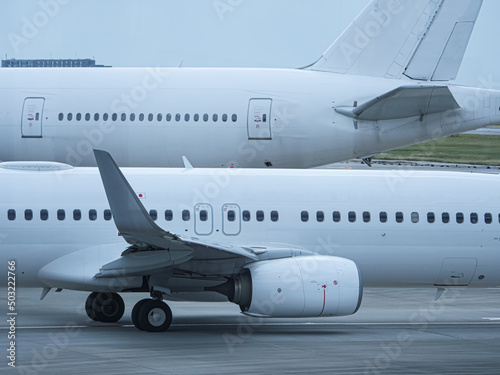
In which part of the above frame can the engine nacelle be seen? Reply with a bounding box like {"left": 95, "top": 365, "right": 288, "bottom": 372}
{"left": 215, "top": 256, "right": 363, "bottom": 318}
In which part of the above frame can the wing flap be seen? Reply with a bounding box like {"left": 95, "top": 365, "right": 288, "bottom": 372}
{"left": 335, "top": 85, "right": 460, "bottom": 121}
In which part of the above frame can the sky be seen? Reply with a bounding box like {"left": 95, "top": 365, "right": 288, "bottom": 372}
{"left": 1, "top": 0, "right": 500, "bottom": 87}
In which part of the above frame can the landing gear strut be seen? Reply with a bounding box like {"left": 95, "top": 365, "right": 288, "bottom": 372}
{"left": 131, "top": 291, "right": 173, "bottom": 332}
{"left": 85, "top": 292, "right": 125, "bottom": 323}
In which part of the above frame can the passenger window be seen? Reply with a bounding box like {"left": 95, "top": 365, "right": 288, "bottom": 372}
{"left": 7, "top": 209, "right": 15, "bottom": 221}
{"left": 232, "top": 114, "right": 238, "bottom": 122}
{"left": 485, "top": 213, "right": 492, "bottom": 224}
{"left": 213, "top": 114, "right": 218, "bottom": 122}
{"left": 256, "top": 210, "right": 264, "bottom": 222}
{"left": 200, "top": 210, "right": 208, "bottom": 222}
{"left": 470, "top": 213, "right": 478, "bottom": 224}
{"left": 182, "top": 210, "right": 190, "bottom": 221}
{"left": 130, "top": 113, "right": 135, "bottom": 121}
{"left": 165, "top": 210, "right": 173, "bottom": 221}
{"left": 427, "top": 212, "right": 435, "bottom": 224}
{"left": 40, "top": 209, "right": 49, "bottom": 221}
{"left": 166, "top": 114, "right": 172, "bottom": 122}
{"left": 76, "top": 113, "right": 82, "bottom": 121}
{"left": 456, "top": 212, "right": 464, "bottom": 224}
{"left": 227, "top": 210, "right": 236, "bottom": 222}
{"left": 242, "top": 210, "right": 251, "bottom": 222}
{"left": 57, "top": 209, "right": 65, "bottom": 221}
{"left": 379, "top": 212, "right": 387, "bottom": 223}
{"left": 222, "top": 114, "right": 228, "bottom": 122}
{"left": 395, "top": 212, "right": 403, "bottom": 223}
{"left": 25, "top": 209, "right": 33, "bottom": 221}
{"left": 104, "top": 209, "right": 112, "bottom": 221}
{"left": 271, "top": 211, "right": 279, "bottom": 222}
{"left": 348, "top": 211, "right": 356, "bottom": 223}
{"left": 89, "top": 209, "right": 97, "bottom": 221}
{"left": 363, "top": 211, "right": 371, "bottom": 223}
{"left": 333, "top": 211, "right": 341, "bottom": 223}
{"left": 157, "top": 114, "right": 162, "bottom": 122}
{"left": 73, "top": 209, "right": 81, "bottom": 221}
{"left": 148, "top": 113, "right": 154, "bottom": 122}
{"left": 301, "top": 211, "right": 309, "bottom": 222}
{"left": 121, "top": 113, "right": 127, "bottom": 121}
{"left": 139, "top": 113, "right": 145, "bottom": 121}
{"left": 67, "top": 113, "right": 73, "bottom": 121}
{"left": 442, "top": 212, "right": 450, "bottom": 224}
{"left": 85, "top": 113, "right": 91, "bottom": 121}
{"left": 94, "top": 113, "right": 100, "bottom": 121}
{"left": 58, "top": 113, "right": 63, "bottom": 121}
{"left": 317, "top": 211, "right": 325, "bottom": 222}
{"left": 194, "top": 114, "right": 200, "bottom": 122}
{"left": 103, "top": 113, "right": 109, "bottom": 121}
{"left": 411, "top": 212, "right": 419, "bottom": 223}
{"left": 149, "top": 210, "right": 158, "bottom": 221}
{"left": 175, "top": 114, "right": 181, "bottom": 122}
{"left": 203, "top": 114, "right": 209, "bottom": 122}
{"left": 185, "top": 114, "right": 190, "bottom": 122}
{"left": 112, "top": 113, "right": 117, "bottom": 121}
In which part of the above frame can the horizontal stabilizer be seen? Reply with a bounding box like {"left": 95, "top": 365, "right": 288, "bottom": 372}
{"left": 307, "top": 0, "right": 483, "bottom": 81}
{"left": 335, "top": 85, "right": 460, "bottom": 121}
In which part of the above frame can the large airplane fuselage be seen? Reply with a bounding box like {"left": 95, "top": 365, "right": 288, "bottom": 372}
{"left": 0, "top": 67, "right": 497, "bottom": 168}
{"left": 1, "top": 164, "right": 499, "bottom": 293}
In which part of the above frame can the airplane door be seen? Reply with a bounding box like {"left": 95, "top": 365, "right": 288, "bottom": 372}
{"left": 195, "top": 204, "right": 213, "bottom": 235}
{"left": 22, "top": 98, "right": 45, "bottom": 138}
{"left": 248, "top": 99, "right": 272, "bottom": 140}
{"left": 222, "top": 204, "right": 241, "bottom": 236}
{"left": 435, "top": 258, "right": 477, "bottom": 286}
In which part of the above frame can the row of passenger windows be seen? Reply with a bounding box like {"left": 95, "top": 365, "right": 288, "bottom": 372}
{"left": 6, "top": 209, "right": 498, "bottom": 225}
{"left": 4, "top": 209, "right": 278, "bottom": 223}
{"left": 58, "top": 112, "right": 238, "bottom": 123}
{"left": 301, "top": 211, "right": 500, "bottom": 225}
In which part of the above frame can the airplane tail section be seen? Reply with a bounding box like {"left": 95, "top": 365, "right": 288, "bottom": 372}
{"left": 306, "top": 0, "right": 483, "bottom": 81}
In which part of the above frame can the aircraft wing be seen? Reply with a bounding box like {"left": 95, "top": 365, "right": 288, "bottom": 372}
{"left": 93, "top": 150, "right": 259, "bottom": 278}
{"left": 335, "top": 85, "right": 460, "bottom": 121}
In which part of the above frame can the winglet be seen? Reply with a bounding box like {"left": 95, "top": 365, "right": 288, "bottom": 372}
{"left": 93, "top": 150, "right": 174, "bottom": 248}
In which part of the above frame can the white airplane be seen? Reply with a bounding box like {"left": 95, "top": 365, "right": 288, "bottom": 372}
{"left": 0, "top": 0, "right": 495, "bottom": 168}
{"left": 1, "top": 150, "right": 499, "bottom": 332}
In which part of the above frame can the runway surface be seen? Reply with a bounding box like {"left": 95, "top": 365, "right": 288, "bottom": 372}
{"left": 1, "top": 287, "right": 499, "bottom": 374}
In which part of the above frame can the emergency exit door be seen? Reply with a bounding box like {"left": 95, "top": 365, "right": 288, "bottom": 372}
{"left": 22, "top": 98, "right": 45, "bottom": 138}
{"left": 248, "top": 99, "right": 272, "bottom": 140}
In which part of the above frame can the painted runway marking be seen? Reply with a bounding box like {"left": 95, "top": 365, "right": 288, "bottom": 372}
{"left": 1, "top": 321, "right": 500, "bottom": 330}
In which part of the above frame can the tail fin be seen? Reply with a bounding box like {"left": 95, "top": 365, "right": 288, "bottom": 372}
{"left": 306, "top": 0, "right": 483, "bottom": 81}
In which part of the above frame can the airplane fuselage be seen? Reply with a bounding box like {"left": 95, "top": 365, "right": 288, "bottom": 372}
{"left": 1, "top": 163, "right": 499, "bottom": 294}
{"left": 1, "top": 67, "right": 498, "bottom": 168}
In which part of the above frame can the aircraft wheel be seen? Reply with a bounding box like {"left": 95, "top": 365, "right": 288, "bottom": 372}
{"left": 92, "top": 292, "right": 125, "bottom": 323}
{"left": 85, "top": 292, "right": 99, "bottom": 321}
{"left": 131, "top": 299, "right": 150, "bottom": 331}
{"left": 138, "top": 300, "right": 172, "bottom": 332}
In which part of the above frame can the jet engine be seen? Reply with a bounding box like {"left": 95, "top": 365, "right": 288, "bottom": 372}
{"left": 208, "top": 256, "right": 363, "bottom": 317}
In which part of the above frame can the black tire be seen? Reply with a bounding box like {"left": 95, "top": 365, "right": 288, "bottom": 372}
{"left": 131, "top": 299, "right": 150, "bottom": 331}
{"left": 85, "top": 292, "right": 99, "bottom": 321}
{"left": 138, "top": 300, "right": 172, "bottom": 332}
{"left": 92, "top": 292, "right": 125, "bottom": 323}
